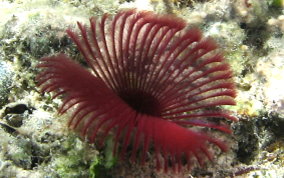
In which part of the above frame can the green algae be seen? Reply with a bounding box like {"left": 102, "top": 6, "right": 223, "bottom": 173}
{"left": 89, "top": 136, "right": 117, "bottom": 178}
{"left": 271, "top": 0, "right": 283, "bottom": 8}
{"left": 54, "top": 135, "right": 96, "bottom": 177}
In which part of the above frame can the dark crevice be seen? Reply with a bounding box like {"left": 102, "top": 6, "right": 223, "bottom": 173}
{"left": 118, "top": 90, "right": 161, "bottom": 116}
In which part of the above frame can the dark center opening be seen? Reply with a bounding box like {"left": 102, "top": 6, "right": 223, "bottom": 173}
{"left": 118, "top": 90, "right": 161, "bottom": 116}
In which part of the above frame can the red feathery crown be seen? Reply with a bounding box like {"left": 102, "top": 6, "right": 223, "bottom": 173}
{"left": 36, "top": 9, "right": 237, "bottom": 172}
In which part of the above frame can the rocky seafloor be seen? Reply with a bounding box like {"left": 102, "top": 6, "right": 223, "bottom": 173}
{"left": 0, "top": 0, "right": 283, "bottom": 177}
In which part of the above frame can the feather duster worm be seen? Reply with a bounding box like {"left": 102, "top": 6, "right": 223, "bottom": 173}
{"left": 36, "top": 9, "right": 237, "bottom": 172}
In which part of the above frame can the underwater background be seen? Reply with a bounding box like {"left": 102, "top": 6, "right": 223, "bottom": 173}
{"left": 0, "top": 0, "right": 283, "bottom": 177}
